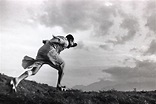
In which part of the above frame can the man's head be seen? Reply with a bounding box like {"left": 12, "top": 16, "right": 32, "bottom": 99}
{"left": 66, "top": 34, "right": 77, "bottom": 48}
{"left": 66, "top": 34, "right": 74, "bottom": 41}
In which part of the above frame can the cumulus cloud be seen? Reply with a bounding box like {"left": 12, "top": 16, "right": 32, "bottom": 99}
{"left": 144, "top": 40, "right": 156, "bottom": 55}
{"left": 144, "top": 0, "right": 156, "bottom": 15}
{"left": 75, "top": 41, "right": 86, "bottom": 50}
{"left": 0, "top": 0, "right": 20, "bottom": 26}
{"left": 37, "top": 0, "right": 117, "bottom": 35}
{"left": 145, "top": 13, "right": 156, "bottom": 34}
{"left": 144, "top": 0, "right": 156, "bottom": 33}
{"left": 99, "top": 44, "right": 112, "bottom": 50}
{"left": 108, "top": 15, "right": 139, "bottom": 45}
{"left": 74, "top": 41, "right": 96, "bottom": 51}
{"left": 120, "top": 16, "right": 139, "bottom": 35}
{"left": 103, "top": 59, "right": 156, "bottom": 81}
{"left": 39, "top": 0, "right": 91, "bottom": 32}
{"left": 130, "top": 47, "right": 138, "bottom": 52}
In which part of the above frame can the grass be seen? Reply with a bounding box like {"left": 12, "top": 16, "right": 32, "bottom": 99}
{"left": 0, "top": 73, "right": 156, "bottom": 104}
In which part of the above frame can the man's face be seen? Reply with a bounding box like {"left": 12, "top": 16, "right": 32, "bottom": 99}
{"left": 69, "top": 39, "right": 74, "bottom": 46}
{"left": 67, "top": 39, "right": 77, "bottom": 48}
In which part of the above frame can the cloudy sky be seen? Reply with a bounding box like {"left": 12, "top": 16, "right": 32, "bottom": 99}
{"left": 0, "top": 0, "right": 156, "bottom": 90}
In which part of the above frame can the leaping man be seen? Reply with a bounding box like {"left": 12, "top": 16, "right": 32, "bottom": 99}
{"left": 10, "top": 34, "right": 77, "bottom": 92}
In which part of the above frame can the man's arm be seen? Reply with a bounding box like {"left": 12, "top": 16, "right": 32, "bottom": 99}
{"left": 50, "top": 36, "right": 66, "bottom": 45}
{"left": 42, "top": 36, "right": 66, "bottom": 45}
{"left": 42, "top": 39, "right": 62, "bottom": 45}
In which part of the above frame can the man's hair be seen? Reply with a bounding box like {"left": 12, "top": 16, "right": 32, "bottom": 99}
{"left": 66, "top": 34, "right": 74, "bottom": 41}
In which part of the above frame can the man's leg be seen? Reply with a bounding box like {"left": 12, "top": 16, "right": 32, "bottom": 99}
{"left": 57, "top": 62, "right": 65, "bottom": 88}
{"left": 48, "top": 61, "right": 65, "bottom": 88}
{"left": 47, "top": 48, "right": 65, "bottom": 89}
{"left": 11, "top": 64, "right": 42, "bottom": 91}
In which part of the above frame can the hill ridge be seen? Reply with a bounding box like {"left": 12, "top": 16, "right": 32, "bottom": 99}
{"left": 0, "top": 73, "right": 156, "bottom": 104}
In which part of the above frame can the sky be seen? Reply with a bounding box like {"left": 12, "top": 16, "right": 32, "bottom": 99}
{"left": 0, "top": 0, "right": 156, "bottom": 90}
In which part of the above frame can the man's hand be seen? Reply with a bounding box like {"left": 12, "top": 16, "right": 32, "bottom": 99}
{"left": 43, "top": 40, "right": 48, "bottom": 44}
{"left": 70, "top": 43, "right": 77, "bottom": 47}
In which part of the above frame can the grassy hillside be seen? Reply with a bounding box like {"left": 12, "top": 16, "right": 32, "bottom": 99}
{"left": 0, "top": 73, "right": 156, "bottom": 104}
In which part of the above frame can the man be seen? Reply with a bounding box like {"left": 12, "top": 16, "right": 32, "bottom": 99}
{"left": 10, "top": 34, "right": 77, "bottom": 92}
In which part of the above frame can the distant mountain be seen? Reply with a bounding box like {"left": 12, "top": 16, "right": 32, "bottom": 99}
{"left": 73, "top": 80, "right": 156, "bottom": 91}
{"left": 103, "top": 81, "right": 156, "bottom": 91}
{"left": 72, "top": 85, "right": 86, "bottom": 90}
{"left": 73, "top": 80, "right": 117, "bottom": 91}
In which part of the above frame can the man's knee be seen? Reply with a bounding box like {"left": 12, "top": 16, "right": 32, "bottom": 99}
{"left": 31, "top": 67, "right": 39, "bottom": 75}
{"left": 25, "top": 67, "right": 39, "bottom": 76}
{"left": 58, "top": 62, "right": 65, "bottom": 75}
{"left": 60, "top": 61, "right": 65, "bottom": 69}
{"left": 58, "top": 69, "right": 64, "bottom": 75}
{"left": 26, "top": 70, "right": 33, "bottom": 76}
